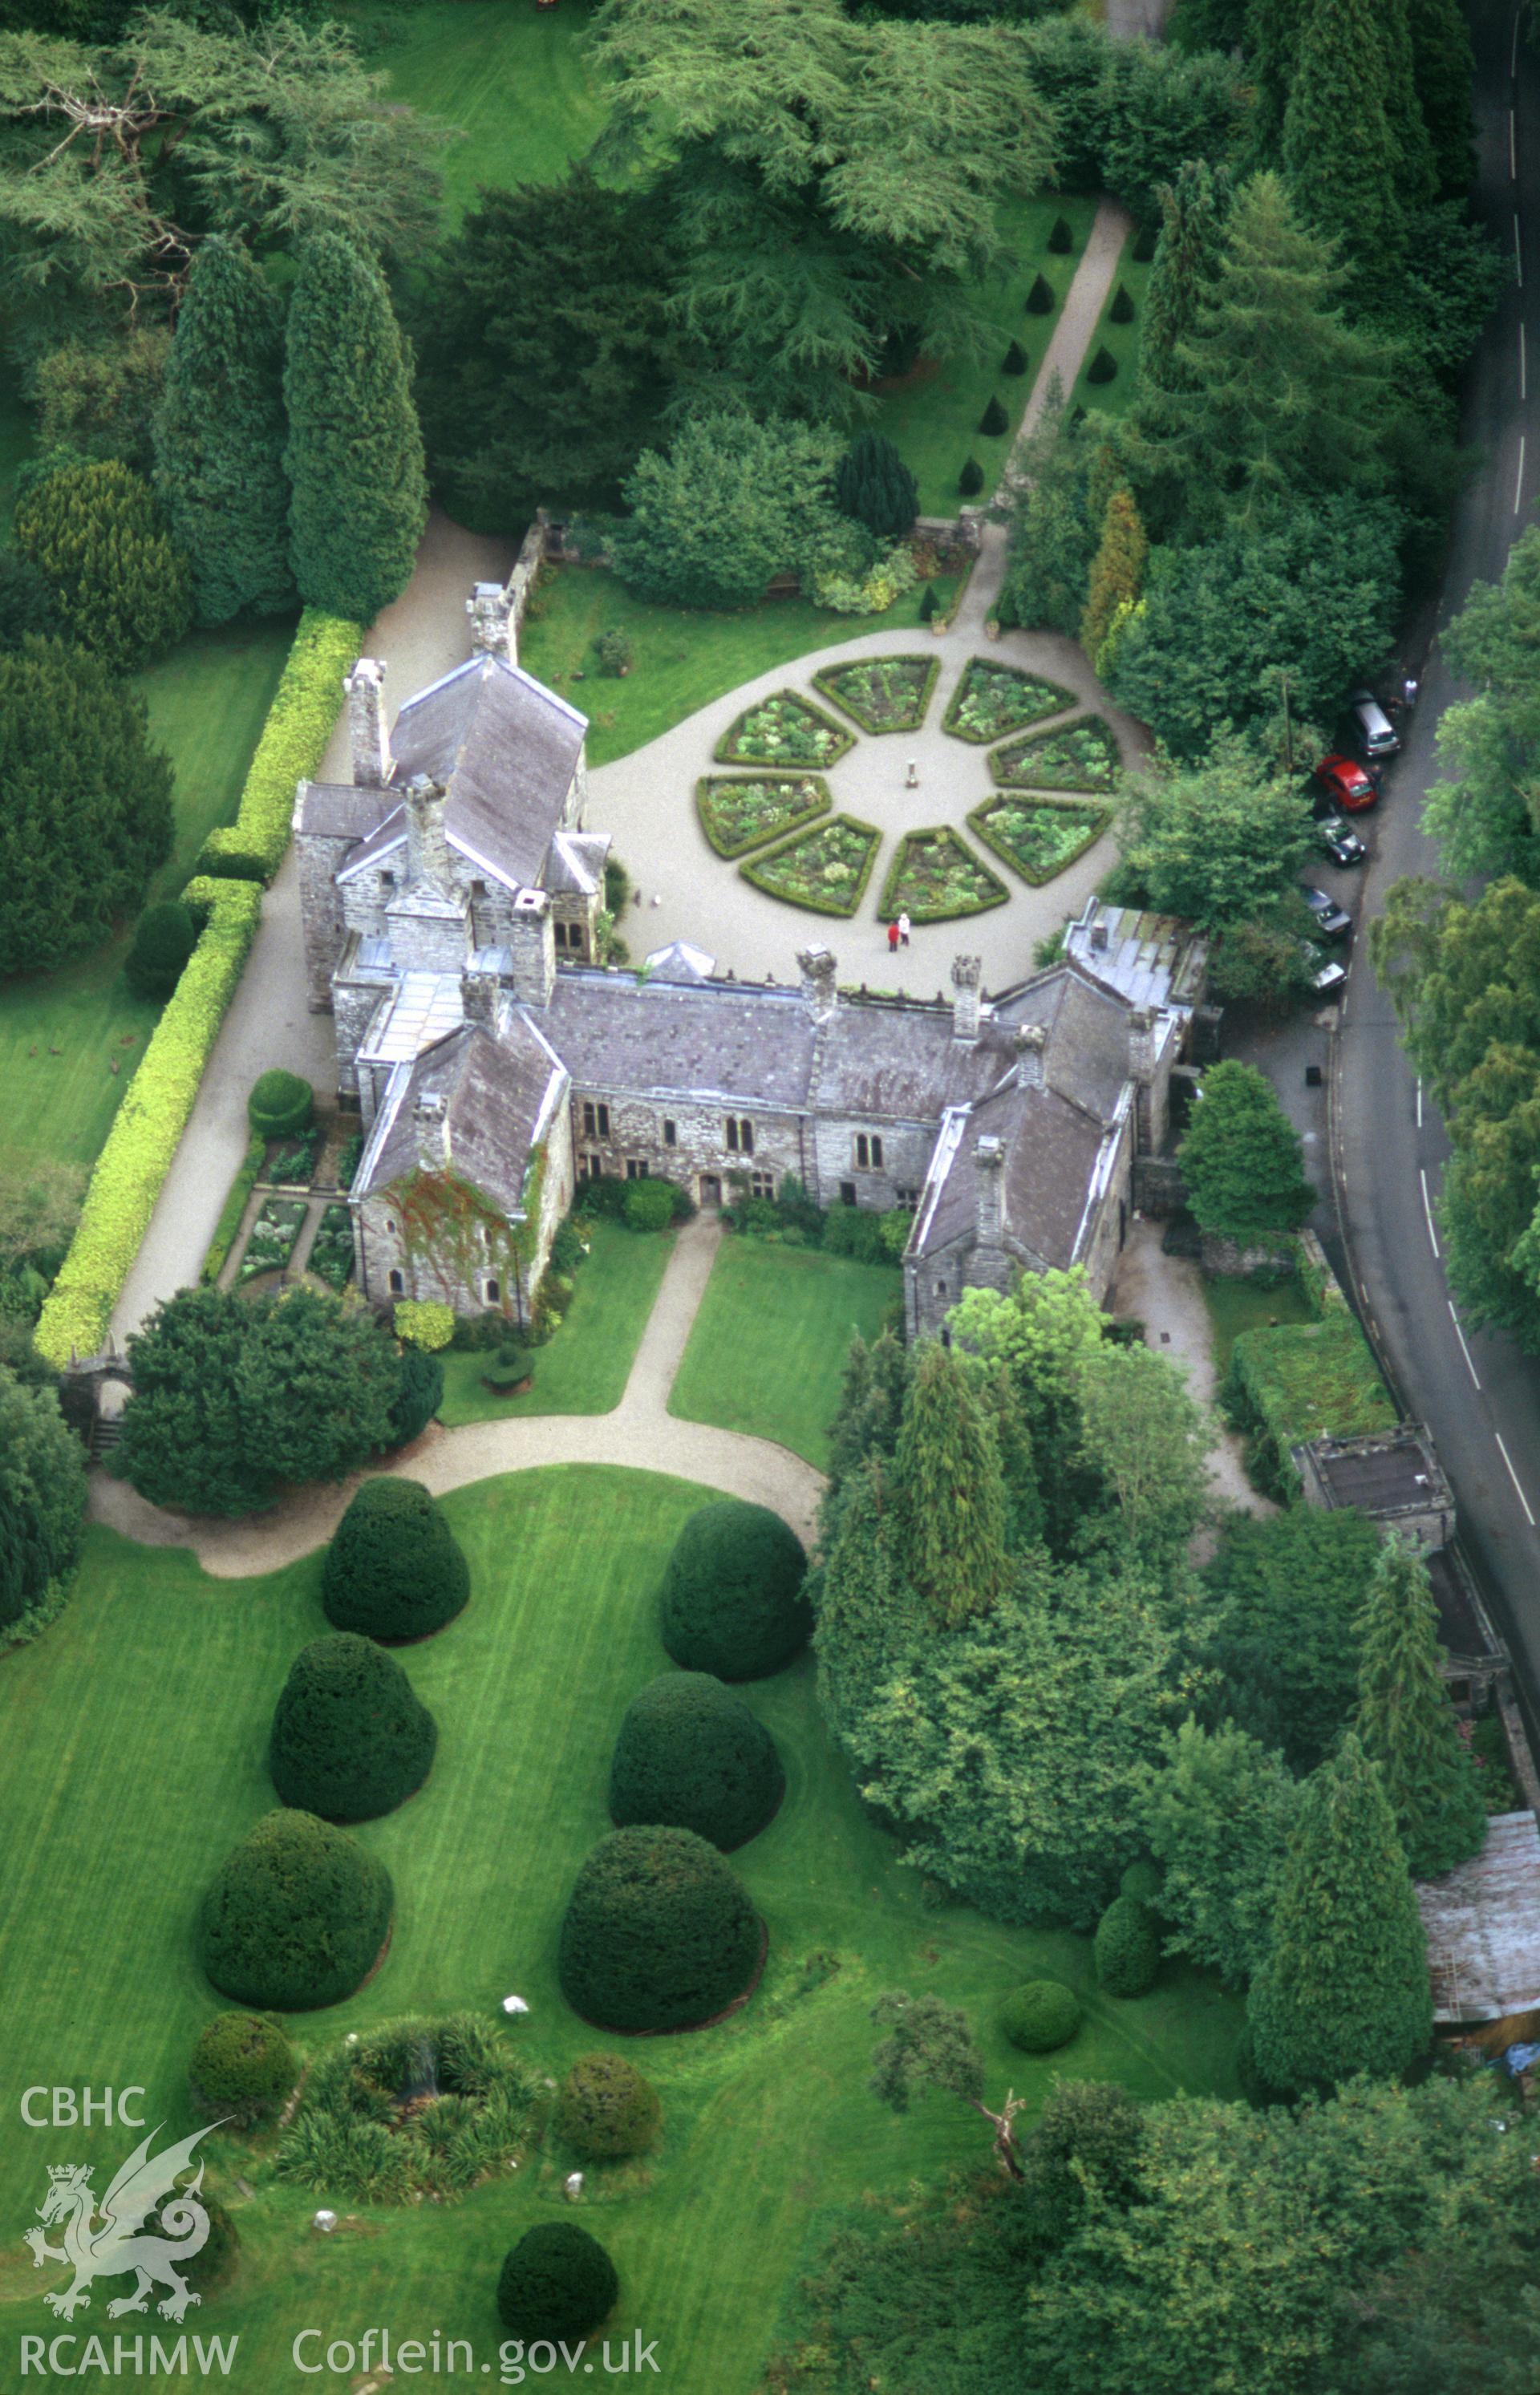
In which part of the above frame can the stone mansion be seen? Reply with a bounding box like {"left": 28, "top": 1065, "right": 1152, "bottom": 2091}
{"left": 293, "top": 579, "right": 1208, "bottom": 1336}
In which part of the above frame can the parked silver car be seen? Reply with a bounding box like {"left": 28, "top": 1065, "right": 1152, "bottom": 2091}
{"left": 1349, "top": 687, "right": 1400, "bottom": 758}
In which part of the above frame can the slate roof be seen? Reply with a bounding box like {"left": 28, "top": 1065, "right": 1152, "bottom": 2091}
{"left": 546, "top": 972, "right": 819, "bottom": 1109}
{"left": 908, "top": 1076, "right": 1121, "bottom": 1270}
{"left": 1420, "top": 1813, "right": 1540, "bottom": 2022}
{"left": 995, "top": 967, "right": 1141, "bottom": 1123}
{"left": 357, "top": 1015, "right": 567, "bottom": 1219}
{"left": 1063, "top": 898, "right": 1209, "bottom": 1011}
{"left": 545, "top": 830, "right": 610, "bottom": 898}
{"left": 811, "top": 1004, "right": 1016, "bottom": 1120}
{"left": 295, "top": 783, "right": 391, "bottom": 841}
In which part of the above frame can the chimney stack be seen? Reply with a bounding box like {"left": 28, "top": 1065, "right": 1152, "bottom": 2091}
{"left": 345, "top": 659, "right": 391, "bottom": 788}
{"left": 461, "top": 965, "right": 499, "bottom": 1032}
{"left": 975, "top": 1135, "right": 1005, "bottom": 1249}
{"left": 467, "top": 582, "right": 515, "bottom": 665}
{"left": 1129, "top": 1005, "right": 1157, "bottom": 1084}
{"left": 1090, "top": 917, "right": 1110, "bottom": 954}
{"left": 404, "top": 774, "right": 453, "bottom": 894}
{"left": 508, "top": 887, "right": 555, "bottom": 1009}
{"left": 797, "top": 943, "right": 839, "bottom": 1023}
{"left": 950, "top": 955, "right": 983, "bottom": 1044}
{"left": 1014, "top": 1022, "right": 1046, "bottom": 1089}
{"left": 413, "top": 1091, "right": 448, "bottom": 1172}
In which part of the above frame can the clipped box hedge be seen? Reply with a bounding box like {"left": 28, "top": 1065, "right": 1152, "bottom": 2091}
{"left": 197, "top": 608, "right": 363, "bottom": 884}
{"left": 35, "top": 876, "right": 263, "bottom": 1365}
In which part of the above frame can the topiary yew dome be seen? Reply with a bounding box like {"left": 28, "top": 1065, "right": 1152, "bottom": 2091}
{"left": 557, "top": 1826, "right": 762, "bottom": 2033}
{"left": 609, "top": 1672, "right": 784, "bottom": 1851}
{"left": 659, "top": 1501, "right": 810, "bottom": 1681}
{"left": 999, "top": 1980, "right": 1082, "bottom": 2054}
{"left": 188, "top": 2011, "right": 298, "bottom": 2126}
{"left": 322, "top": 1476, "right": 470, "bottom": 1642}
{"left": 197, "top": 1809, "right": 393, "bottom": 2012}
{"left": 496, "top": 2223, "right": 618, "bottom": 2343}
{"left": 268, "top": 1633, "right": 437, "bottom": 1821}
{"left": 555, "top": 2052, "right": 662, "bottom": 2160}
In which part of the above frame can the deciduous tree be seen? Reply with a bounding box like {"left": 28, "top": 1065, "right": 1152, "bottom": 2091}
{"left": 1113, "top": 736, "right": 1313, "bottom": 928}
{"left": 0, "top": 1362, "right": 87, "bottom": 1631}
{"left": 1177, "top": 1060, "right": 1316, "bottom": 1242}
{"left": 1138, "top": 1716, "right": 1299, "bottom": 1984}
{"left": 610, "top": 408, "right": 849, "bottom": 611}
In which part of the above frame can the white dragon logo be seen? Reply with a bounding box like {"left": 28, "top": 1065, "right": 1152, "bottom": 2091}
{"left": 24, "top": 2123, "right": 219, "bottom": 2323}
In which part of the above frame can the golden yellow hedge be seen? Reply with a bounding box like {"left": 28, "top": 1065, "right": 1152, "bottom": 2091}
{"left": 197, "top": 608, "right": 363, "bottom": 884}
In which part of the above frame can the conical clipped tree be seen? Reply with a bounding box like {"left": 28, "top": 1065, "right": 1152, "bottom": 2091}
{"left": 1139, "top": 160, "right": 1234, "bottom": 396}
{"left": 284, "top": 233, "right": 428, "bottom": 622}
{"left": 269, "top": 1632, "right": 438, "bottom": 1822}
{"left": 1247, "top": 1733, "right": 1432, "bottom": 2091}
{"left": 1080, "top": 484, "right": 1147, "bottom": 665}
{"left": 834, "top": 431, "right": 919, "bottom": 541}
{"left": 1282, "top": 0, "right": 1413, "bottom": 272}
{"left": 153, "top": 237, "right": 294, "bottom": 624}
{"left": 892, "top": 1342, "right": 1009, "bottom": 1627}
{"left": 1355, "top": 1538, "right": 1487, "bottom": 1878}
{"left": 1407, "top": 0, "right": 1477, "bottom": 196}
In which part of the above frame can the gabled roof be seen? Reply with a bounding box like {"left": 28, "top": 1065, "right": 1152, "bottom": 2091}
{"left": 390, "top": 654, "right": 587, "bottom": 890}
{"left": 908, "top": 1075, "right": 1121, "bottom": 1270}
{"left": 995, "top": 964, "right": 1141, "bottom": 1123}
{"left": 546, "top": 971, "right": 819, "bottom": 1109}
{"left": 811, "top": 1003, "right": 1015, "bottom": 1121}
{"left": 544, "top": 829, "right": 611, "bottom": 898}
{"left": 356, "top": 1015, "right": 567, "bottom": 1220}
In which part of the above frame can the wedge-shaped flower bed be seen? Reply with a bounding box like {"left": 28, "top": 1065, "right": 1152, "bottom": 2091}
{"left": 35, "top": 876, "right": 263, "bottom": 1367}
{"left": 991, "top": 713, "right": 1121, "bottom": 793}
{"left": 740, "top": 814, "right": 881, "bottom": 918}
{"left": 813, "top": 653, "right": 938, "bottom": 734}
{"left": 969, "top": 792, "right": 1110, "bottom": 886}
{"left": 198, "top": 608, "right": 363, "bottom": 884}
{"left": 238, "top": 1197, "right": 306, "bottom": 1285}
{"left": 715, "top": 688, "right": 854, "bottom": 769}
{"left": 943, "top": 658, "right": 1076, "bottom": 744}
{"left": 877, "top": 826, "right": 1008, "bottom": 922}
{"left": 695, "top": 774, "right": 830, "bottom": 859}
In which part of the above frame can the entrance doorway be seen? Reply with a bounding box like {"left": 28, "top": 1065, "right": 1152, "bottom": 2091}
{"left": 699, "top": 1173, "right": 722, "bottom": 1208}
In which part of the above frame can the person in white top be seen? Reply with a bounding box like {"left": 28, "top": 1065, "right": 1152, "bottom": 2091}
{"left": 898, "top": 912, "right": 911, "bottom": 947}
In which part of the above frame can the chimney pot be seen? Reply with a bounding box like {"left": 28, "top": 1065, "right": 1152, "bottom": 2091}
{"left": 413, "top": 1090, "right": 448, "bottom": 1171}
{"left": 404, "top": 773, "right": 453, "bottom": 894}
{"left": 467, "top": 582, "right": 514, "bottom": 663}
{"left": 975, "top": 1133, "right": 1005, "bottom": 1249}
{"left": 797, "top": 943, "right": 839, "bottom": 1023}
{"left": 461, "top": 967, "right": 498, "bottom": 1031}
{"left": 950, "top": 954, "right": 983, "bottom": 1044}
{"left": 1090, "top": 918, "right": 1110, "bottom": 953}
{"left": 1014, "top": 1022, "right": 1047, "bottom": 1088}
{"left": 344, "top": 658, "right": 391, "bottom": 788}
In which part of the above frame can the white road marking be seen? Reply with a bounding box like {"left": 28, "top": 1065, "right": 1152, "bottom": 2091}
{"left": 1496, "top": 1432, "right": 1536, "bottom": 1526}
{"left": 1416, "top": 1076, "right": 1424, "bottom": 1129}
{"left": 1449, "top": 1299, "right": 1481, "bottom": 1390}
{"left": 1518, "top": 432, "right": 1528, "bottom": 513}
{"left": 1420, "top": 1166, "right": 1441, "bottom": 1256}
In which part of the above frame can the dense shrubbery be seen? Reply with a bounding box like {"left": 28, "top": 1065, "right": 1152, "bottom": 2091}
{"left": 197, "top": 1809, "right": 394, "bottom": 2011}
{"left": 35, "top": 878, "right": 261, "bottom": 1368}
{"left": 1000, "top": 1980, "right": 1082, "bottom": 2053}
{"left": 610, "top": 409, "right": 863, "bottom": 610}
{"left": 496, "top": 2224, "right": 618, "bottom": 2344}
{"left": 659, "top": 1501, "right": 811, "bottom": 1680}
{"left": 14, "top": 460, "right": 192, "bottom": 673}
{"left": 609, "top": 1672, "right": 784, "bottom": 1850}
{"left": 188, "top": 2011, "right": 298, "bottom": 2127}
{"left": 393, "top": 1299, "right": 455, "bottom": 1351}
{"left": 198, "top": 611, "right": 364, "bottom": 883}
{"left": 387, "top": 1343, "right": 444, "bottom": 1448}
{"left": 576, "top": 1174, "right": 695, "bottom": 1227}
{"left": 0, "top": 637, "right": 173, "bottom": 979}
{"left": 557, "top": 1826, "right": 761, "bottom": 2032}
{"left": 124, "top": 901, "right": 197, "bottom": 1002}
{"left": 555, "top": 2053, "right": 663, "bottom": 2161}
{"left": 322, "top": 1477, "right": 470, "bottom": 1641}
{"left": 1094, "top": 1895, "right": 1161, "bottom": 1996}
{"left": 268, "top": 1633, "right": 437, "bottom": 1820}
{"left": 249, "top": 1070, "right": 314, "bottom": 1141}
{"left": 0, "top": 1365, "right": 87, "bottom": 1635}
{"left": 276, "top": 2012, "right": 542, "bottom": 2201}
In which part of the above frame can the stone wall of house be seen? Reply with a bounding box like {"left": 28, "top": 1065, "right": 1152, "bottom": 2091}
{"left": 333, "top": 971, "right": 392, "bottom": 1107}
{"left": 808, "top": 1113, "right": 937, "bottom": 1210}
{"left": 1077, "top": 1112, "right": 1136, "bottom": 1304}
{"left": 353, "top": 1101, "right": 575, "bottom": 1326}
{"left": 569, "top": 1088, "right": 805, "bottom": 1202}
{"left": 295, "top": 818, "right": 358, "bottom": 1012}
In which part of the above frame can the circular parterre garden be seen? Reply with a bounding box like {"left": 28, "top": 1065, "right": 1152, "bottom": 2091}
{"left": 693, "top": 650, "right": 1121, "bottom": 922}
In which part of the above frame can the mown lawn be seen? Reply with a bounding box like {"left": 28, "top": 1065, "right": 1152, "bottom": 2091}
{"left": 0, "top": 1469, "right": 1242, "bottom": 2394}
{"left": 1201, "top": 1270, "right": 1319, "bottom": 1376}
{"left": 667, "top": 1241, "right": 902, "bottom": 1469}
{"left": 0, "top": 618, "right": 293, "bottom": 1169}
{"left": 1068, "top": 237, "right": 1153, "bottom": 422}
{"left": 437, "top": 1218, "right": 672, "bottom": 1425}
{"left": 342, "top": 0, "right": 606, "bottom": 218}
{"left": 521, "top": 568, "right": 960, "bottom": 768}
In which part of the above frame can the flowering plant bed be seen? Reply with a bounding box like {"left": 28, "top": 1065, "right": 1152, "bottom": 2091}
{"left": 877, "top": 826, "right": 1009, "bottom": 922}
{"left": 695, "top": 774, "right": 831, "bottom": 859}
{"left": 715, "top": 688, "right": 854, "bottom": 768}
{"left": 969, "top": 793, "right": 1111, "bottom": 885}
{"left": 307, "top": 1202, "right": 355, "bottom": 1290}
{"left": 991, "top": 713, "right": 1120, "bottom": 792}
{"left": 237, "top": 1197, "right": 306, "bottom": 1285}
{"left": 740, "top": 814, "right": 881, "bottom": 917}
{"left": 812, "top": 653, "right": 938, "bottom": 734}
{"left": 266, "top": 1126, "right": 322, "bottom": 1186}
{"left": 942, "top": 658, "right": 1076, "bottom": 744}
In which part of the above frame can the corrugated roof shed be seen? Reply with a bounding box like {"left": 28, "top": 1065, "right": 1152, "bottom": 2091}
{"left": 1420, "top": 1813, "right": 1540, "bottom": 2022}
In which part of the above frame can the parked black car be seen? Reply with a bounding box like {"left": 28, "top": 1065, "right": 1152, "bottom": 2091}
{"left": 1315, "top": 815, "right": 1368, "bottom": 868}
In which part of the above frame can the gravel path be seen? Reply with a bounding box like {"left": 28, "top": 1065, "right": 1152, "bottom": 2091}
{"left": 90, "top": 1214, "right": 826, "bottom": 1576}
{"left": 592, "top": 197, "right": 1140, "bottom": 998}
{"left": 1109, "top": 1220, "right": 1275, "bottom": 1522}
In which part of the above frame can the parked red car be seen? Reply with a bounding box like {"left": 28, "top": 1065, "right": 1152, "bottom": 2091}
{"left": 1313, "top": 752, "right": 1380, "bottom": 813}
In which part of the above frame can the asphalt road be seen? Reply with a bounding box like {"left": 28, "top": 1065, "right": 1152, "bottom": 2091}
{"left": 1335, "top": 0, "right": 1540, "bottom": 1718}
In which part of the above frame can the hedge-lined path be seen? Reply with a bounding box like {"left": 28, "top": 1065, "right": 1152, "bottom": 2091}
{"left": 587, "top": 197, "right": 1141, "bottom": 995}
{"left": 106, "top": 510, "right": 518, "bottom": 1351}
{"left": 91, "top": 1213, "right": 826, "bottom": 1575}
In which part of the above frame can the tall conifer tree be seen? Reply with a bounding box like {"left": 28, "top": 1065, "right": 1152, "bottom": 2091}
{"left": 154, "top": 237, "right": 293, "bottom": 625}
{"left": 1283, "top": 0, "right": 1404, "bottom": 269}
{"left": 1355, "top": 1538, "right": 1487, "bottom": 1878}
{"left": 1248, "top": 1732, "right": 1432, "bottom": 2092}
{"left": 1244, "top": 0, "right": 1306, "bottom": 161}
{"left": 892, "top": 1343, "right": 1010, "bottom": 1628}
{"left": 284, "top": 233, "right": 428, "bottom": 623}
{"left": 1139, "top": 160, "right": 1233, "bottom": 395}
{"left": 1407, "top": 0, "right": 1478, "bottom": 196}
{"left": 1080, "top": 484, "right": 1148, "bottom": 665}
